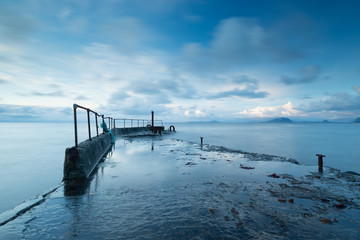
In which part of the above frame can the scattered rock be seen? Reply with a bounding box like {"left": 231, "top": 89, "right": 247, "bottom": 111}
{"left": 268, "top": 173, "right": 280, "bottom": 178}
{"left": 185, "top": 162, "right": 196, "bottom": 166}
{"left": 209, "top": 208, "right": 214, "bottom": 214}
{"left": 236, "top": 221, "right": 243, "bottom": 228}
{"left": 321, "top": 198, "right": 330, "bottom": 203}
{"left": 278, "top": 198, "right": 286, "bottom": 203}
{"left": 226, "top": 160, "right": 232, "bottom": 163}
{"left": 288, "top": 198, "right": 294, "bottom": 204}
{"left": 224, "top": 216, "right": 230, "bottom": 221}
{"left": 200, "top": 157, "right": 206, "bottom": 160}
{"left": 231, "top": 207, "right": 239, "bottom": 215}
{"left": 240, "top": 164, "right": 255, "bottom": 170}
{"left": 334, "top": 203, "right": 347, "bottom": 209}
{"left": 320, "top": 217, "right": 332, "bottom": 224}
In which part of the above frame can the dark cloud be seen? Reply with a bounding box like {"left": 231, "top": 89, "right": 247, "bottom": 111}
{"left": 129, "top": 78, "right": 197, "bottom": 99}
{"left": 110, "top": 90, "right": 130, "bottom": 101}
{"left": 297, "top": 92, "right": 360, "bottom": 113}
{"left": 105, "top": 95, "right": 169, "bottom": 116}
{"left": 232, "top": 76, "right": 258, "bottom": 85}
{"left": 207, "top": 87, "right": 269, "bottom": 99}
{"left": 0, "top": 104, "right": 72, "bottom": 122}
{"left": 75, "top": 95, "right": 90, "bottom": 100}
{"left": 109, "top": 78, "right": 198, "bottom": 111}
{"left": 0, "top": 78, "right": 8, "bottom": 84}
{"left": 280, "top": 65, "right": 322, "bottom": 85}
{"left": 48, "top": 83, "right": 61, "bottom": 89}
{"left": 207, "top": 75, "right": 269, "bottom": 99}
{"left": 180, "top": 17, "right": 317, "bottom": 74}
{"left": 0, "top": 5, "right": 36, "bottom": 42}
{"left": 31, "top": 91, "right": 65, "bottom": 97}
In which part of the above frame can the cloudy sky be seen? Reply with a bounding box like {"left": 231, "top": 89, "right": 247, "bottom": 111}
{"left": 1, "top": 0, "right": 360, "bottom": 122}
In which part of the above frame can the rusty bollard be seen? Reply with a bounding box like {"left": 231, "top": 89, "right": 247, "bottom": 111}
{"left": 316, "top": 154, "right": 326, "bottom": 172}
{"left": 200, "top": 137, "right": 203, "bottom": 147}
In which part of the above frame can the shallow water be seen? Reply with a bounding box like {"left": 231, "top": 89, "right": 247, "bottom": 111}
{"left": 172, "top": 122, "right": 360, "bottom": 173}
{"left": 0, "top": 121, "right": 359, "bottom": 216}
{"left": 1, "top": 136, "right": 359, "bottom": 239}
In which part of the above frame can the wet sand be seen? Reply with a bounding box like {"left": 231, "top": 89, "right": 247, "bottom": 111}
{"left": 1, "top": 135, "right": 359, "bottom": 239}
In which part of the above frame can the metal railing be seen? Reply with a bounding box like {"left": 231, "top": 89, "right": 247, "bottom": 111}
{"left": 113, "top": 119, "right": 163, "bottom": 128}
{"left": 73, "top": 104, "right": 107, "bottom": 147}
{"left": 73, "top": 104, "right": 161, "bottom": 147}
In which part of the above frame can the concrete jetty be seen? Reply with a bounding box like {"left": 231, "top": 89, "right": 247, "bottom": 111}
{"left": 64, "top": 104, "right": 167, "bottom": 180}
{"left": 63, "top": 126, "right": 165, "bottom": 180}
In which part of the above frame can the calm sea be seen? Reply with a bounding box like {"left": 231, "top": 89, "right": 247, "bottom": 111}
{"left": 0, "top": 121, "right": 359, "bottom": 214}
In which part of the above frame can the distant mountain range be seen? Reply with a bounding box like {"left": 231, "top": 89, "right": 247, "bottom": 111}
{"left": 267, "top": 117, "right": 293, "bottom": 123}
{"left": 266, "top": 117, "right": 360, "bottom": 123}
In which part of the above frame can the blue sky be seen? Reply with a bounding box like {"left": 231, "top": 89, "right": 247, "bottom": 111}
{"left": 0, "top": 0, "right": 359, "bottom": 122}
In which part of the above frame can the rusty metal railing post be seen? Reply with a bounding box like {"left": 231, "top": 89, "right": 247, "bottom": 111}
{"left": 151, "top": 111, "right": 154, "bottom": 132}
{"left": 87, "top": 109, "right": 91, "bottom": 141}
{"left": 95, "top": 113, "right": 99, "bottom": 137}
{"left": 114, "top": 119, "right": 116, "bottom": 129}
{"left": 73, "top": 104, "right": 78, "bottom": 147}
{"left": 102, "top": 115, "right": 105, "bottom": 134}
{"left": 316, "top": 154, "right": 325, "bottom": 172}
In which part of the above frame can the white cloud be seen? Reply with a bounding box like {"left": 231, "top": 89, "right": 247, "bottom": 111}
{"left": 238, "top": 101, "right": 301, "bottom": 118}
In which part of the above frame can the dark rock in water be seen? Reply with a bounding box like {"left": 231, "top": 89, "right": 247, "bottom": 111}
{"left": 345, "top": 171, "right": 360, "bottom": 176}
{"left": 231, "top": 207, "right": 239, "bottom": 215}
{"left": 354, "top": 117, "right": 360, "bottom": 123}
{"left": 320, "top": 218, "right": 332, "bottom": 224}
{"left": 268, "top": 173, "right": 280, "bottom": 178}
{"left": 236, "top": 221, "right": 243, "bottom": 228}
{"left": 334, "top": 203, "right": 347, "bottom": 209}
{"left": 185, "top": 162, "right": 196, "bottom": 166}
{"left": 240, "top": 164, "right": 255, "bottom": 170}
{"left": 267, "top": 117, "right": 293, "bottom": 123}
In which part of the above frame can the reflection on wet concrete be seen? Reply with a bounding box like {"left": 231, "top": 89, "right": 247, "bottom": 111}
{"left": 64, "top": 178, "right": 92, "bottom": 197}
{"left": 64, "top": 144, "right": 115, "bottom": 196}
{"left": 1, "top": 136, "right": 360, "bottom": 239}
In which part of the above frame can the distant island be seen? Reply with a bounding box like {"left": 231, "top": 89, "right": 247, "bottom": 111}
{"left": 354, "top": 117, "right": 360, "bottom": 123}
{"left": 267, "top": 117, "right": 293, "bottom": 123}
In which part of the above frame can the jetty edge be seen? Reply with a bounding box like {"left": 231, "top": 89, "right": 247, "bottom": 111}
{"left": 63, "top": 104, "right": 169, "bottom": 180}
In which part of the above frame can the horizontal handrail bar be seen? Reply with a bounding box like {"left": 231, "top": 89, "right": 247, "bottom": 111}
{"left": 73, "top": 103, "right": 164, "bottom": 147}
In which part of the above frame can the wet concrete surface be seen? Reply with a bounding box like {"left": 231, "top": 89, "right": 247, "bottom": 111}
{"left": 1, "top": 135, "right": 360, "bottom": 239}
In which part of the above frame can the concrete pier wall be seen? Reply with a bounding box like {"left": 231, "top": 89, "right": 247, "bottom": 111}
{"left": 63, "top": 133, "right": 112, "bottom": 180}
{"left": 63, "top": 126, "right": 163, "bottom": 180}
{"left": 113, "top": 127, "right": 152, "bottom": 135}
